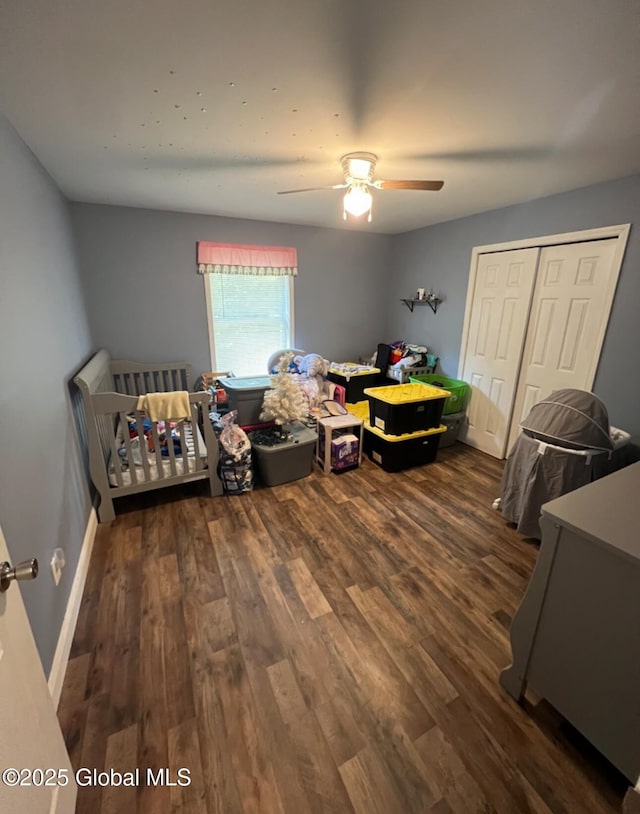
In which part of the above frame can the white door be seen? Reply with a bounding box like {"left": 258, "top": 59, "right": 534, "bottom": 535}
{"left": 460, "top": 248, "right": 539, "bottom": 458}
{"left": 0, "top": 524, "right": 77, "bottom": 814}
{"left": 506, "top": 238, "right": 620, "bottom": 452}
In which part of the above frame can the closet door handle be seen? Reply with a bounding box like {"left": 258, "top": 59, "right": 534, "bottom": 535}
{"left": 0, "top": 558, "right": 39, "bottom": 592}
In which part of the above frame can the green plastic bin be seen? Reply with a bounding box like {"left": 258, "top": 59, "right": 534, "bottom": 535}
{"left": 408, "top": 374, "right": 470, "bottom": 415}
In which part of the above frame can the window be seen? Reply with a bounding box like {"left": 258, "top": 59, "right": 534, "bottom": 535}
{"left": 197, "top": 242, "right": 297, "bottom": 377}
{"left": 204, "top": 273, "right": 294, "bottom": 377}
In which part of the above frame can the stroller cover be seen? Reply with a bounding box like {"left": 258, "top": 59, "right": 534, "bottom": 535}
{"left": 501, "top": 389, "right": 613, "bottom": 538}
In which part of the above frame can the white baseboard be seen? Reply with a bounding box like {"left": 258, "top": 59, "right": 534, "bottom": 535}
{"left": 48, "top": 506, "right": 98, "bottom": 708}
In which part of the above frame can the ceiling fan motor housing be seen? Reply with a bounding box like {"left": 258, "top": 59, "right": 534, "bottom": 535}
{"left": 341, "top": 151, "right": 377, "bottom": 184}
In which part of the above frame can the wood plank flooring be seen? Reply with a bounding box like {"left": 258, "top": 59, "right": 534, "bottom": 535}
{"left": 58, "top": 443, "right": 627, "bottom": 813}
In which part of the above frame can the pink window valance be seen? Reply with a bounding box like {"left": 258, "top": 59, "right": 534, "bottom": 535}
{"left": 197, "top": 242, "right": 298, "bottom": 276}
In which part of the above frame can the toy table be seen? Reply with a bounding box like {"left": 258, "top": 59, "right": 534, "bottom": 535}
{"left": 316, "top": 414, "right": 364, "bottom": 474}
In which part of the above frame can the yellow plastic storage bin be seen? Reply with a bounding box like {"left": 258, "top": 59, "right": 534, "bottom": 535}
{"left": 327, "top": 365, "right": 381, "bottom": 403}
{"left": 364, "top": 382, "right": 451, "bottom": 435}
{"left": 345, "top": 401, "right": 370, "bottom": 422}
{"left": 363, "top": 422, "right": 447, "bottom": 471}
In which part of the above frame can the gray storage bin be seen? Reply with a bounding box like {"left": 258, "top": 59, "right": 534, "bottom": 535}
{"left": 218, "top": 376, "right": 272, "bottom": 426}
{"left": 250, "top": 422, "right": 317, "bottom": 486}
{"left": 439, "top": 410, "right": 466, "bottom": 447}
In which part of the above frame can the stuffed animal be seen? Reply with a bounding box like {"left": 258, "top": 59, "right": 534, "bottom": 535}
{"left": 294, "top": 353, "right": 330, "bottom": 378}
{"left": 267, "top": 348, "right": 306, "bottom": 374}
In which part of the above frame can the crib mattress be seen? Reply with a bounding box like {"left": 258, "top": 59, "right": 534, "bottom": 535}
{"left": 109, "top": 421, "right": 207, "bottom": 487}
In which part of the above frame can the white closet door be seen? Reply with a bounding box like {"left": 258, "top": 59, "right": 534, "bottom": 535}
{"left": 506, "top": 238, "right": 619, "bottom": 452}
{"left": 460, "top": 248, "right": 539, "bottom": 458}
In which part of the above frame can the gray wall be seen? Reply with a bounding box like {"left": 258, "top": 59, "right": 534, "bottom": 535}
{"left": 386, "top": 174, "right": 640, "bottom": 441}
{"left": 0, "top": 116, "right": 93, "bottom": 674}
{"left": 70, "top": 203, "right": 393, "bottom": 375}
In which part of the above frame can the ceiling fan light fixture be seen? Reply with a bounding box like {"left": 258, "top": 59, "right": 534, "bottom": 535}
{"left": 348, "top": 158, "right": 374, "bottom": 180}
{"left": 343, "top": 184, "right": 372, "bottom": 218}
{"left": 340, "top": 151, "right": 377, "bottom": 183}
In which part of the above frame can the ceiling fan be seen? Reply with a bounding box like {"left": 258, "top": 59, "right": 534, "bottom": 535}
{"left": 277, "top": 152, "right": 444, "bottom": 222}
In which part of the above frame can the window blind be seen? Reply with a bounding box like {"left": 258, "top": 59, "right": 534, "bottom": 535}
{"left": 208, "top": 273, "right": 293, "bottom": 377}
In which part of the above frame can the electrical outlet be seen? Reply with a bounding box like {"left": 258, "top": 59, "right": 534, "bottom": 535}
{"left": 50, "top": 548, "right": 66, "bottom": 586}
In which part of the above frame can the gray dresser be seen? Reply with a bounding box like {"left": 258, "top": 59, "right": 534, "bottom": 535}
{"left": 501, "top": 461, "right": 640, "bottom": 782}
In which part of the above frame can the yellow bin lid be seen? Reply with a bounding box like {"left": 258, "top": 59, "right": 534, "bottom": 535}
{"left": 345, "top": 401, "right": 370, "bottom": 421}
{"left": 329, "top": 364, "right": 380, "bottom": 377}
{"left": 364, "top": 420, "right": 447, "bottom": 441}
{"left": 363, "top": 382, "right": 451, "bottom": 404}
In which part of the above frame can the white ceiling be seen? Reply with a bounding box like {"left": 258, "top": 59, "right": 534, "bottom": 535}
{"left": 1, "top": 0, "right": 639, "bottom": 234}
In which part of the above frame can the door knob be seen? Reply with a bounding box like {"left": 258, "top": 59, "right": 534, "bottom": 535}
{"left": 0, "top": 559, "right": 39, "bottom": 592}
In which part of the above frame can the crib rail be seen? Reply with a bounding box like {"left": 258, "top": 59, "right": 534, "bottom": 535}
{"left": 91, "top": 391, "right": 211, "bottom": 490}
{"left": 110, "top": 359, "right": 192, "bottom": 395}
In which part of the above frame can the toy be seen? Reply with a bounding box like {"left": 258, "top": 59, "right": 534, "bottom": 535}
{"left": 267, "top": 348, "right": 306, "bottom": 374}
{"left": 294, "top": 353, "right": 330, "bottom": 378}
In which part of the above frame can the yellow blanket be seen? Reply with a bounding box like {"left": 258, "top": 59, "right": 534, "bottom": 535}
{"left": 136, "top": 391, "right": 191, "bottom": 421}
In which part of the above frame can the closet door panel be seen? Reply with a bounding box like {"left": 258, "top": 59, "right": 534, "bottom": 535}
{"left": 461, "top": 248, "right": 539, "bottom": 458}
{"left": 507, "top": 238, "right": 619, "bottom": 451}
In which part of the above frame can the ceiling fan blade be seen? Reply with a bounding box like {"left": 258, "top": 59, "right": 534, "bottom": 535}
{"left": 277, "top": 184, "right": 348, "bottom": 195}
{"left": 405, "top": 148, "right": 549, "bottom": 162}
{"left": 377, "top": 179, "right": 444, "bottom": 191}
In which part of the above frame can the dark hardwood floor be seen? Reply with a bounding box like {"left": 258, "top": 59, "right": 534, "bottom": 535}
{"left": 58, "top": 443, "right": 627, "bottom": 813}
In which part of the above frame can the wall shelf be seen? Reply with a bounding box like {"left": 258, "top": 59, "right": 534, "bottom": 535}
{"left": 401, "top": 297, "right": 442, "bottom": 314}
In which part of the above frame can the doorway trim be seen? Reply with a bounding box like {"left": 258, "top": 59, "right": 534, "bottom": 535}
{"left": 457, "top": 223, "right": 630, "bottom": 458}
{"left": 48, "top": 506, "right": 98, "bottom": 708}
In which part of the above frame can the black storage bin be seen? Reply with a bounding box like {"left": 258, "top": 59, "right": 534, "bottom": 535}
{"left": 364, "top": 424, "right": 446, "bottom": 472}
{"left": 364, "top": 383, "right": 450, "bottom": 435}
{"left": 327, "top": 368, "right": 380, "bottom": 403}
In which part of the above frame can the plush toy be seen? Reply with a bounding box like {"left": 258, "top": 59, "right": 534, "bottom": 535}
{"left": 294, "top": 353, "right": 330, "bottom": 378}
{"left": 268, "top": 348, "right": 306, "bottom": 374}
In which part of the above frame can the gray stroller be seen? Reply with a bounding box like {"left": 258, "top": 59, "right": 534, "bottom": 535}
{"left": 498, "top": 389, "right": 614, "bottom": 538}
